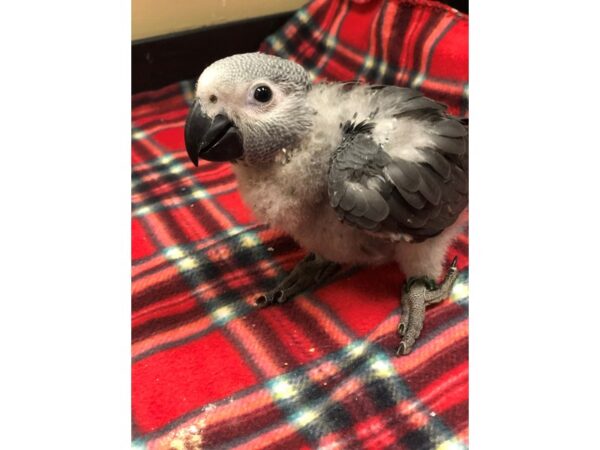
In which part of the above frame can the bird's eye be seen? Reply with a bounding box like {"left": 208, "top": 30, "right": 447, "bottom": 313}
{"left": 253, "top": 85, "right": 272, "bottom": 103}
{"left": 209, "top": 94, "right": 218, "bottom": 103}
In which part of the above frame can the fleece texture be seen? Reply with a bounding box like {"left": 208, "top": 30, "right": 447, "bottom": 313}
{"left": 132, "top": 0, "right": 468, "bottom": 448}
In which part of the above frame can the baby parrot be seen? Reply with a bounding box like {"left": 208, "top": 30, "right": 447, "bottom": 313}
{"left": 184, "top": 53, "right": 468, "bottom": 355}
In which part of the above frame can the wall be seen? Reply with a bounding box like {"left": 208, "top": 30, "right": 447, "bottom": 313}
{"left": 132, "top": 0, "right": 306, "bottom": 41}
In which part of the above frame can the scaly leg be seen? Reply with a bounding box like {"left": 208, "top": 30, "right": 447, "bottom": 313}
{"left": 256, "top": 253, "right": 340, "bottom": 307}
{"left": 396, "top": 257, "right": 459, "bottom": 355}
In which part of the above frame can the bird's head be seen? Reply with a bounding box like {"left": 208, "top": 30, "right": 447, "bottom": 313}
{"left": 185, "top": 52, "right": 313, "bottom": 167}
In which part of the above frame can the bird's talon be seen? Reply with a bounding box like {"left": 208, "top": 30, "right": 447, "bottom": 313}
{"left": 254, "top": 288, "right": 294, "bottom": 308}
{"left": 275, "top": 290, "right": 287, "bottom": 304}
{"left": 256, "top": 294, "right": 273, "bottom": 307}
{"left": 397, "top": 323, "right": 406, "bottom": 336}
{"left": 254, "top": 254, "right": 339, "bottom": 309}
{"left": 396, "top": 342, "right": 407, "bottom": 356}
{"left": 401, "top": 341, "right": 413, "bottom": 355}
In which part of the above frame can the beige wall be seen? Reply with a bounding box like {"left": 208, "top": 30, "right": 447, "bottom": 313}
{"left": 132, "top": 0, "right": 307, "bottom": 41}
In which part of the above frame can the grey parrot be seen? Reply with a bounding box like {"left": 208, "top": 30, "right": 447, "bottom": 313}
{"left": 184, "top": 52, "right": 468, "bottom": 355}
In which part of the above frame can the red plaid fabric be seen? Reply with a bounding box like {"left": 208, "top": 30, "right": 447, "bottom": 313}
{"left": 132, "top": 1, "right": 468, "bottom": 449}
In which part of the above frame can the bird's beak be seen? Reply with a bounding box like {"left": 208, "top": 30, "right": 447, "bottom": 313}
{"left": 184, "top": 99, "right": 244, "bottom": 166}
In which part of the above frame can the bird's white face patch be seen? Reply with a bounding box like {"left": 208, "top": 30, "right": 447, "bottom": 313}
{"left": 195, "top": 66, "right": 241, "bottom": 119}
{"left": 196, "top": 65, "right": 220, "bottom": 93}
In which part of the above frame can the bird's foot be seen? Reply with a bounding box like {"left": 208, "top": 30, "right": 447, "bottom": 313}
{"left": 396, "top": 257, "right": 459, "bottom": 355}
{"left": 256, "top": 253, "right": 340, "bottom": 307}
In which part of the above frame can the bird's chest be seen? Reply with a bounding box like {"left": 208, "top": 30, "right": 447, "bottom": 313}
{"left": 232, "top": 154, "right": 329, "bottom": 234}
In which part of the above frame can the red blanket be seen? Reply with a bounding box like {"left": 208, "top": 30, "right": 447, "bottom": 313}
{"left": 132, "top": 1, "right": 468, "bottom": 448}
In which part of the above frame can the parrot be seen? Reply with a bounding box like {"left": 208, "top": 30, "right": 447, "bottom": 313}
{"left": 184, "top": 52, "right": 468, "bottom": 355}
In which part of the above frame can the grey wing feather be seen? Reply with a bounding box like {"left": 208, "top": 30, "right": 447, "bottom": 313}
{"left": 393, "top": 97, "right": 446, "bottom": 116}
{"left": 327, "top": 89, "right": 468, "bottom": 241}
{"left": 428, "top": 134, "right": 466, "bottom": 155}
{"left": 395, "top": 186, "right": 427, "bottom": 209}
{"left": 383, "top": 161, "right": 422, "bottom": 192}
{"left": 418, "top": 169, "right": 443, "bottom": 206}
{"left": 430, "top": 118, "right": 468, "bottom": 137}
{"left": 419, "top": 147, "right": 452, "bottom": 180}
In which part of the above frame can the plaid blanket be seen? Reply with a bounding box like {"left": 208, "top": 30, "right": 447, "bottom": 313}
{"left": 132, "top": 1, "right": 468, "bottom": 449}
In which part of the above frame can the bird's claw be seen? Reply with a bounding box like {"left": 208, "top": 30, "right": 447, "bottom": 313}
{"left": 396, "top": 259, "right": 460, "bottom": 356}
{"left": 396, "top": 321, "right": 410, "bottom": 355}
{"left": 395, "top": 342, "right": 407, "bottom": 356}
{"left": 450, "top": 256, "right": 458, "bottom": 270}
{"left": 396, "top": 293, "right": 426, "bottom": 355}
{"left": 397, "top": 323, "right": 405, "bottom": 336}
{"left": 255, "top": 290, "right": 288, "bottom": 307}
{"left": 255, "top": 253, "right": 340, "bottom": 308}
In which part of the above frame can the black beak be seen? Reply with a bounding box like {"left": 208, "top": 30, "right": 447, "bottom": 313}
{"left": 184, "top": 99, "right": 244, "bottom": 166}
